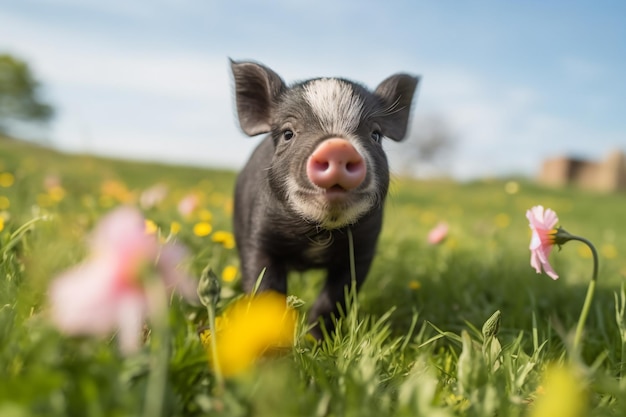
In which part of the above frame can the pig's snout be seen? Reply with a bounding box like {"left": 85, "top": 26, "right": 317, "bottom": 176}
{"left": 306, "top": 138, "right": 366, "bottom": 191}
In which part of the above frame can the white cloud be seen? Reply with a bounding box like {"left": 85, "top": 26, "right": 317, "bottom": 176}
{"left": 0, "top": 12, "right": 229, "bottom": 100}
{"left": 388, "top": 66, "right": 623, "bottom": 179}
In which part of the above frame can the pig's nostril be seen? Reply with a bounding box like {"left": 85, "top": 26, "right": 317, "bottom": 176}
{"left": 313, "top": 160, "right": 330, "bottom": 171}
{"left": 346, "top": 161, "right": 362, "bottom": 173}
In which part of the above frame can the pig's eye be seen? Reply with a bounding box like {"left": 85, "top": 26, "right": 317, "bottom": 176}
{"left": 282, "top": 129, "right": 295, "bottom": 141}
{"left": 370, "top": 130, "right": 382, "bottom": 143}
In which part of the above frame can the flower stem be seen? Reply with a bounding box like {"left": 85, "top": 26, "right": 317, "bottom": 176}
{"left": 569, "top": 235, "right": 599, "bottom": 353}
{"left": 142, "top": 281, "right": 170, "bottom": 417}
{"left": 207, "top": 301, "right": 225, "bottom": 392}
{"left": 197, "top": 266, "right": 224, "bottom": 392}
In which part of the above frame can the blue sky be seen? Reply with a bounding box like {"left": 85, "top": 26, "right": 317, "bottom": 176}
{"left": 1, "top": 0, "right": 624, "bottom": 179}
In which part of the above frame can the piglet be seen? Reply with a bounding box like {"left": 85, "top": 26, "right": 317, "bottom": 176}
{"left": 230, "top": 60, "right": 419, "bottom": 339}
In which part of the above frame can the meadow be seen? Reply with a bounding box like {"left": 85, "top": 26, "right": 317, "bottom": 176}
{"left": 1, "top": 135, "right": 625, "bottom": 416}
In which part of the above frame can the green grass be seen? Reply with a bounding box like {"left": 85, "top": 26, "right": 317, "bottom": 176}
{"left": 1, "top": 135, "right": 626, "bottom": 416}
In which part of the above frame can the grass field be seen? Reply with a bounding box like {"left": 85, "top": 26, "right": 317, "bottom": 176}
{"left": 1, "top": 135, "right": 626, "bottom": 416}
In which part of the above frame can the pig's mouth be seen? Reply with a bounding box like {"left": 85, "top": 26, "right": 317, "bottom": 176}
{"left": 321, "top": 184, "right": 360, "bottom": 205}
{"left": 325, "top": 184, "right": 348, "bottom": 196}
{"left": 285, "top": 177, "right": 378, "bottom": 229}
{"left": 314, "top": 185, "right": 376, "bottom": 228}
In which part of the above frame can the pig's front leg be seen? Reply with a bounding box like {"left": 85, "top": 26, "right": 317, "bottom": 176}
{"left": 308, "top": 255, "right": 374, "bottom": 339}
{"left": 240, "top": 248, "right": 288, "bottom": 294}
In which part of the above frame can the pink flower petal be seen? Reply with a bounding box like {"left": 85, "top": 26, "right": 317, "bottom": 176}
{"left": 115, "top": 292, "right": 148, "bottom": 354}
{"left": 526, "top": 205, "right": 559, "bottom": 279}
{"left": 427, "top": 222, "right": 449, "bottom": 245}
{"left": 48, "top": 206, "right": 193, "bottom": 354}
{"left": 49, "top": 257, "right": 124, "bottom": 336}
{"left": 158, "top": 243, "right": 198, "bottom": 303}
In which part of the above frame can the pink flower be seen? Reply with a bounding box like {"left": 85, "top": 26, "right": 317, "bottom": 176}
{"left": 139, "top": 183, "right": 168, "bottom": 209}
{"left": 177, "top": 193, "right": 199, "bottom": 218}
{"left": 49, "top": 207, "right": 196, "bottom": 354}
{"left": 527, "top": 205, "right": 559, "bottom": 280}
{"left": 427, "top": 222, "right": 449, "bottom": 245}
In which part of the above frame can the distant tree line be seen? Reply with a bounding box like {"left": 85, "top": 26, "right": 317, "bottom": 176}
{"left": 400, "top": 114, "right": 457, "bottom": 178}
{"left": 0, "top": 53, "right": 54, "bottom": 135}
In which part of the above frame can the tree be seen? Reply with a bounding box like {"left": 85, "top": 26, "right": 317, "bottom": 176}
{"left": 400, "top": 114, "right": 457, "bottom": 178}
{"left": 0, "top": 53, "right": 54, "bottom": 134}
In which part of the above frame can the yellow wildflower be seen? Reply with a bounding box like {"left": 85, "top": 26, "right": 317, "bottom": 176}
{"left": 169, "top": 221, "right": 181, "bottom": 236}
{"left": 203, "top": 291, "right": 297, "bottom": 377}
{"left": 193, "top": 222, "right": 212, "bottom": 237}
{"left": 445, "top": 236, "right": 458, "bottom": 249}
{"left": 101, "top": 180, "right": 134, "bottom": 203}
{"left": 419, "top": 210, "right": 437, "bottom": 225}
{"left": 529, "top": 364, "right": 587, "bottom": 417}
{"left": 222, "top": 265, "right": 238, "bottom": 283}
{"left": 577, "top": 245, "right": 592, "bottom": 259}
{"left": 209, "top": 192, "right": 227, "bottom": 207}
{"left": 0, "top": 217, "right": 4, "bottom": 232}
{"left": 601, "top": 243, "right": 617, "bottom": 259}
{"left": 494, "top": 213, "right": 510, "bottom": 229}
{"left": 48, "top": 185, "right": 66, "bottom": 202}
{"left": 0, "top": 196, "right": 9, "bottom": 210}
{"left": 199, "top": 316, "right": 226, "bottom": 346}
{"left": 223, "top": 198, "right": 234, "bottom": 215}
{"left": 212, "top": 230, "right": 236, "bottom": 249}
{"left": 144, "top": 219, "right": 158, "bottom": 235}
{"left": 504, "top": 181, "right": 519, "bottom": 195}
{"left": 0, "top": 172, "right": 15, "bottom": 187}
{"left": 408, "top": 280, "right": 421, "bottom": 290}
{"left": 198, "top": 209, "right": 213, "bottom": 222}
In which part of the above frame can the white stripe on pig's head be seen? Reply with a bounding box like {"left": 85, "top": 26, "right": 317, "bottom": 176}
{"left": 303, "top": 79, "right": 365, "bottom": 137}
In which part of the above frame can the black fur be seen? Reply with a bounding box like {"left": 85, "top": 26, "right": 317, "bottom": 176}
{"left": 230, "top": 60, "right": 419, "bottom": 338}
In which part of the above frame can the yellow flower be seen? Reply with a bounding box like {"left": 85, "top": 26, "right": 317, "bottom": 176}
{"left": 200, "top": 316, "right": 226, "bottom": 346}
{"left": 577, "top": 245, "right": 593, "bottom": 259}
{"left": 529, "top": 364, "right": 588, "bottom": 417}
{"left": 408, "top": 280, "right": 421, "bottom": 290}
{"left": 169, "top": 221, "right": 181, "bottom": 236}
{"left": 0, "top": 217, "right": 4, "bottom": 232}
{"left": 494, "top": 213, "right": 510, "bottom": 229}
{"left": 212, "top": 230, "right": 236, "bottom": 249}
{"left": 193, "top": 222, "right": 212, "bottom": 237}
{"left": 445, "top": 236, "right": 458, "bottom": 249}
{"left": 504, "top": 181, "right": 519, "bottom": 195}
{"left": 47, "top": 185, "right": 66, "bottom": 202}
{"left": 101, "top": 180, "right": 134, "bottom": 203}
{"left": 223, "top": 198, "right": 234, "bottom": 215}
{"left": 144, "top": 219, "right": 158, "bottom": 235}
{"left": 601, "top": 243, "right": 618, "bottom": 259}
{"left": 419, "top": 210, "right": 437, "bottom": 225}
{"left": 198, "top": 209, "right": 213, "bottom": 222}
{"left": 0, "top": 196, "right": 9, "bottom": 210}
{"left": 222, "top": 265, "right": 238, "bottom": 283}
{"left": 203, "top": 291, "right": 297, "bottom": 377}
{"left": 0, "top": 172, "right": 15, "bottom": 187}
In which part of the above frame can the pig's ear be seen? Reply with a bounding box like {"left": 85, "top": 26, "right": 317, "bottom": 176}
{"left": 374, "top": 74, "right": 420, "bottom": 141}
{"left": 230, "top": 60, "right": 286, "bottom": 136}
